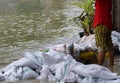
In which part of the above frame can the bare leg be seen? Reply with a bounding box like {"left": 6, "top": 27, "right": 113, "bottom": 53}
{"left": 98, "top": 52, "right": 105, "bottom": 65}
{"left": 108, "top": 49, "right": 114, "bottom": 66}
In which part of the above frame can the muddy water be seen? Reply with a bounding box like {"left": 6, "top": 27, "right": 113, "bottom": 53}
{"left": 0, "top": 0, "right": 82, "bottom": 67}
{"left": 0, "top": 0, "right": 119, "bottom": 83}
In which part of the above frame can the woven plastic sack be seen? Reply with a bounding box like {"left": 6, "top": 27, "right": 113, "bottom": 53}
{"left": 22, "top": 67, "right": 39, "bottom": 80}
{"left": 71, "top": 64, "right": 118, "bottom": 80}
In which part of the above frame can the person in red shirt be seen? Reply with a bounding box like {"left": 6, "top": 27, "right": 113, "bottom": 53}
{"left": 93, "top": 0, "right": 114, "bottom": 67}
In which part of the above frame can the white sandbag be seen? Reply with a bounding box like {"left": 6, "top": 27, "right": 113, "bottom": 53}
{"left": 24, "top": 51, "right": 43, "bottom": 66}
{"left": 87, "top": 65, "right": 118, "bottom": 80}
{"left": 36, "top": 65, "right": 56, "bottom": 82}
{"left": 2, "top": 57, "right": 39, "bottom": 73}
{"left": 40, "top": 53, "right": 65, "bottom": 66}
{"left": 76, "top": 31, "right": 120, "bottom": 51}
{"left": 71, "top": 63, "right": 89, "bottom": 78}
{"left": 82, "top": 76, "right": 95, "bottom": 83}
{"left": 54, "top": 60, "right": 78, "bottom": 83}
{"left": 71, "top": 64, "right": 118, "bottom": 80}
{"left": 47, "top": 48, "right": 66, "bottom": 60}
{"left": 47, "top": 50, "right": 74, "bottom": 66}
{"left": 69, "top": 43, "right": 81, "bottom": 57}
{"left": 3, "top": 66, "right": 39, "bottom": 81}
{"left": 76, "top": 34, "right": 97, "bottom": 51}
{"left": 76, "top": 75, "right": 84, "bottom": 83}
{"left": 65, "top": 72, "right": 77, "bottom": 83}
{"left": 25, "top": 51, "right": 66, "bottom": 66}
{"left": 111, "top": 31, "right": 120, "bottom": 51}
{"left": 48, "top": 43, "right": 76, "bottom": 57}
{"left": 54, "top": 58, "right": 81, "bottom": 83}
{"left": 37, "top": 65, "right": 52, "bottom": 80}
{"left": 117, "top": 42, "right": 120, "bottom": 51}
{"left": 47, "top": 44, "right": 70, "bottom": 61}
{"left": 22, "top": 67, "right": 39, "bottom": 80}
{"left": 49, "top": 44, "right": 67, "bottom": 52}
{"left": 0, "top": 72, "right": 4, "bottom": 81}
{"left": 48, "top": 74, "right": 56, "bottom": 82}
{"left": 54, "top": 61, "right": 70, "bottom": 82}
{"left": 98, "top": 78, "right": 120, "bottom": 83}
{"left": 112, "top": 31, "right": 120, "bottom": 37}
{"left": 3, "top": 66, "right": 23, "bottom": 81}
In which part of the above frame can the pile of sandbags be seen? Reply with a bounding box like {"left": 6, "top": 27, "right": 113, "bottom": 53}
{"left": 76, "top": 31, "right": 120, "bottom": 52}
{"left": 0, "top": 31, "right": 120, "bottom": 83}
{"left": 0, "top": 46, "right": 120, "bottom": 83}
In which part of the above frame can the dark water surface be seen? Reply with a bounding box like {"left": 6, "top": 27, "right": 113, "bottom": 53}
{"left": 0, "top": 0, "right": 120, "bottom": 83}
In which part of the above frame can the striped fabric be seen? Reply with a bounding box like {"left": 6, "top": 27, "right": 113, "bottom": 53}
{"left": 94, "top": 24, "right": 113, "bottom": 52}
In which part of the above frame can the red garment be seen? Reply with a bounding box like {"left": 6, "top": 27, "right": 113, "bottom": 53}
{"left": 93, "top": 0, "right": 113, "bottom": 30}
